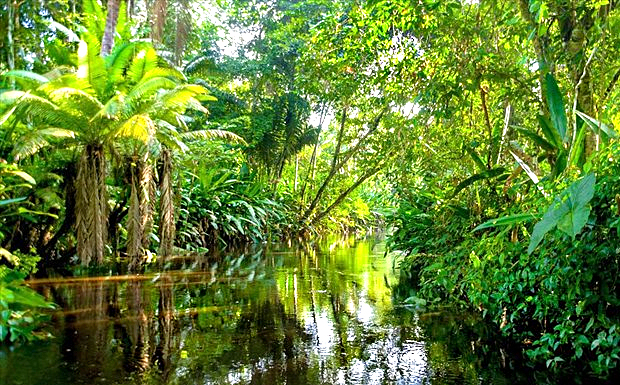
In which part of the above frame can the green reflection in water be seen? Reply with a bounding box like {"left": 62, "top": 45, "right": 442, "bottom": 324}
{"left": 0, "top": 237, "right": 551, "bottom": 385}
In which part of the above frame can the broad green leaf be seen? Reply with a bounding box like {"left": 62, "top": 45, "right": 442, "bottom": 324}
{"left": 4, "top": 170, "right": 36, "bottom": 185}
{"left": 528, "top": 174, "right": 595, "bottom": 254}
{"left": 512, "top": 125, "right": 556, "bottom": 152}
{"left": 528, "top": 197, "right": 568, "bottom": 255}
{"left": 545, "top": 73, "right": 568, "bottom": 144}
{"left": 474, "top": 213, "right": 539, "bottom": 231}
{"left": 537, "top": 114, "right": 561, "bottom": 148}
{"left": 0, "top": 247, "right": 19, "bottom": 265}
{"left": 556, "top": 173, "right": 595, "bottom": 237}
{"left": 575, "top": 110, "right": 617, "bottom": 139}
{"left": 11, "top": 286, "right": 55, "bottom": 308}
{"left": 568, "top": 123, "right": 586, "bottom": 168}
{"left": 3, "top": 70, "right": 49, "bottom": 85}
{"left": 464, "top": 145, "right": 487, "bottom": 171}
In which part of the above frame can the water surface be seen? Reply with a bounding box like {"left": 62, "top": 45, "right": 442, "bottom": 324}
{"left": 0, "top": 238, "right": 569, "bottom": 384}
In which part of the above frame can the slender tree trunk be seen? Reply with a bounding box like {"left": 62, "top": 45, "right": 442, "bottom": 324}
{"left": 7, "top": 0, "right": 16, "bottom": 88}
{"left": 302, "top": 106, "right": 386, "bottom": 221}
{"left": 311, "top": 166, "right": 382, "bottom": 225}
{"left": 294, "top": 154, "right": 298, "bottom": 192}
{"left": 480, "top": 84, "right": 493, "bottom": 169}
{"left": 101, "top": 0, "right": 121, "bottom": 56}
{"left": 299, "top": 103, "right": 327, "bottom": 203}
{"left": 158, "top": 148, "right": 175, "bottom": 261}
{"left": 76, "top": 145, "right": 107, "bottom": 265}
{"left": 302, "top": 106, "right": 348, "bottom": 219}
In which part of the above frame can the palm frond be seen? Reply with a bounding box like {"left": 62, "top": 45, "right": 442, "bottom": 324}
{"left": 0, "top": 105, "right": 17, "bottom": 125}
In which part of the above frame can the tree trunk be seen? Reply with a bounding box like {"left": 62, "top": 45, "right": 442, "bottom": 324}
{"left": 311, "top": 166, "right": 382, "bottom": 225}
{"left": 174, "top": 0, "right": 190, "bottom": 66}
{"left": 301, "top": 106, "right": 347, "bottom": 219}
{"left": 151, "top": 0, "right": 168, "bottom": 43}
{"left": 128, "top": 157, "right": 155, "bottom": 270}
{"left": 101, "top": 0, "right": 121, "bottom": 56}
{"left": 302, "top": 106, "right": 386, "bottom": 221}
{"left": 140, "top": 160, "right": 155, "bottom": 248}
{"left": 76, "top": 144, "right": 107, "bottom": 265}
{"left": 158, "top": 148, "right": 175, "bottom": 261}
{"left": 127, "top": 164, "right": 142, "bottom": 270}
{"left": 7, "top": 0, "right": 16, "bottom": 88}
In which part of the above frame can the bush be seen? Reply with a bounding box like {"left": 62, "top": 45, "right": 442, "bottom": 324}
{"left": 389, "top": 142, "right": 620, "bottom": 376}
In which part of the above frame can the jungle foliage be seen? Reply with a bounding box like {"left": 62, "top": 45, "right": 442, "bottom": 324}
{"left": 1, "top": 0, "right": 620, "bottom": 378}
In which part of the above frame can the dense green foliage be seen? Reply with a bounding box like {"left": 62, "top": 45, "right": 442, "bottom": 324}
{"left": 1, "top": 0, "right": 620, "bottom": 379}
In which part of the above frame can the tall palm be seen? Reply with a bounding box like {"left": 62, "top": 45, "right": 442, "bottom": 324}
{"left": 1, "top": 38, "right": 212, "bottom": 265}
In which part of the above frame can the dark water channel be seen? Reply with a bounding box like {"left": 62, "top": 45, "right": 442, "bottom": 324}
{"left": 0, "top": 238, "right": 576, "bottom": 384}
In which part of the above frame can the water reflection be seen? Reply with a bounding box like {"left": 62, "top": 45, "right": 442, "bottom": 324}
{"left": 0, "top": 237, "right": 555, "bottom": 384}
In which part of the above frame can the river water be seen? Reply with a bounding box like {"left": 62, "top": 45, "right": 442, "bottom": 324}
{"left": 0, "top": 237, "right": 573, "bottom": 384}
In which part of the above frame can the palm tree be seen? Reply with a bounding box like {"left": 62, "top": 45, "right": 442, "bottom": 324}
{"left": 1, "top": 38, "right": 212, "bottom": 265}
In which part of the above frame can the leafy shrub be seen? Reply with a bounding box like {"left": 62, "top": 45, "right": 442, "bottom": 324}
{"left": 0, "top": 265, "right": 55, "bottom": 343}
{"left": 390, "top": 142, "right": 620, "bottom": 376}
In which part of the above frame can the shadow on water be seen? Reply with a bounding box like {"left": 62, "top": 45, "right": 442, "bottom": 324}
{"left": 0, "top": 236, "right": 608, "bottom": 384}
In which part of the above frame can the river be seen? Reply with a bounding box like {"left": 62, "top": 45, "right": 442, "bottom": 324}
{"left": 0, "top": 237, "right": 578, "bottom": 384}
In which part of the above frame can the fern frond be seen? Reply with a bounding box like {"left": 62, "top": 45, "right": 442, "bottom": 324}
{"left": 0, "top": 90, "right": 30, "bottom": 105}
{"left": 2, "top": 70, "right": 49, "bottom": 88}
{"left": 2, "top": 91, "right": 82, "bottom": 131}
{"left": 41, "top": 74, "right": 93, "bottom": 95}
{"left": 112, "top": 114, "right": 155, "bottom": 144}
{"left": 91, "top": 93, "right": 125, "bottom": 121}
{"left": 155, "top": 119, "right": 189, "bottom": 153}
{"left": 184, "top": 55, "right": 221, "bottom": 77}
{"left": 125, "top": 76, "right": 178, "bottom": 111}
{"left": 127, "top": 47, "right": 159, "bottom": 84}
{"left": 141, "top": 67, "right": 186, "bottom": 82}
{"left": 153, "top": 85, "right": 210, "bottom": 115}
{"left": 12, "top": 128, "right": 76, "bottom": 160}
{"left": 48, "top": 87, "right": 104, "bottom": 118}
{"left": 106, "top": 41, "right": 151, "bottom": 82}
{"left": 82, "top": 0, "right": 105, "bottom": 39}
{"left": 181, "top": 129, "right": 247, "bottom": 145}
{"left": 77, "top": 38, "right": 107, "bottom": 96}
